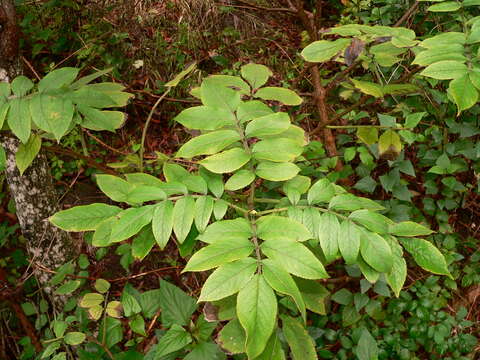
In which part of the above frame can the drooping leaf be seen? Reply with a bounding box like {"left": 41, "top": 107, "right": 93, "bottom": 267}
{"left": 307, "top": 178, "right": 335, "bottom": 204}
{"left": 281, "top": 315, "right": 318, "bottom": 360}
{"left": 261, "top": 239, "right": 328, "bottom": 279}
{"left": 172, "top": 196, "right": 195, "bottom": 243}
{"left": 50, "top": 203, "right": 122, "bottom": 231}
{"left": 255, "top": 332, "right": 286, "bottom": 360}
{"left": 217, "top": 319, "right": 246, "bottom": 355}
{"left": 154, "top": 324, "right": 192, "bottom": 358}
{"left": 399, "top": 237, "right": 452, "bottom": 277}
{"left": 355, "top": 328, "right": 378, "bottom": 360}
{"left": 349, "top": 209, "right": 392, "bottom": 234}
{"left": 79, "top": 293, "right": 104, "bottom": 308}
{"left": 15, "top": 133, "right": 41, "bottom": 175}
{"left": 198, "top": 258, "right": 257, "bottom": 302}
{"left": 64, "top": 332, "right": 86, "bottom": 346}
{"left": 256, "top": 215, "right": 312, "bottom": 242}
{"left": 428, "top": 1, "right": 461, "bottom": 12}
{"left": 152, "top": 200, "right": 174, "bottom": 249}
{"left": 199, "top": 147, "right": 250, "bottom": 174}
{"left": 77, "top": 105, "right": 125, "bottom": 132}
{"left": 295, "top": 278, "right": 329, "bottom": 315}
{"left": 357, "top": 127, "right": 379, "bottom": 145}
{"left": 132, "top": 226, "right": 156, "bottom": 260}
{"left": 351, "top": 79, "right": 383, "bottom": 97}
{"left": 378, "top": 130, "right": 402, "bottom": 159}
{"left": 30, "top": 94, "right": 75, "bottom": 141}
{"left": 183, "top": 237, "right": 254, "bottom": 272}
{"left": 165, "top": 62, "right": 197, "bottom": 87}
{"left": 125, "top": 185, "right": 166, "bottom": 204}
{"left": 11, "top": 76, "right": 34, "bottom": 96}
{"left": 184, "top": 342, "right": 226, "bottom": 360}
{"left": 96, "top": 174, "right": 133, "bottom": 202}
{"left": 236, "top": 100, "right": 273, "bottom": 123}
{"left": 237, "top": 274, "right": 277, "bottom": 359}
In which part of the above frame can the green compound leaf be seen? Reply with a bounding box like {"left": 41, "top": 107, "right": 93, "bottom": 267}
{"left": 96, "top": 174, "right": 133, "bottom": 202}
{"left": 245, "top": 112, "right": 291, "bottom": 138}
{"left": 50, "top": 203, "right": 122, "bottom": 231}
{"left": 237, "top": 274, "right": 277, "bottom": 359}
{"left": 307, "top": 178, "right": 335, "bottom": 205}
{"left": 110, "top": 205, "right": 155, "bottom": 243}
{"left": 241, "top": 63, "right": 272, "bottom": 89}
{"left": 183, "top": 237, "right": 254, "bottom": 272}
{"left": 152, "top": 200, "right": 174, "bottom": 249}
{"left": 261, "top": 239, "right": 328, "bottom": 279}
{"left": 176, "top": 130, "right": 241, "bottom": 159}
{"left": 237, "top": 100, "right": 273, "bottom": 123}
{"left": 318, "top": 213, "right": 340, "bottom": 263}
{"left": 301, "top": 38, "right": 351, "bottom": 63}
{"left": 15, "top": 133, "right": 41, "bottom": 175}
{"left": 198, "top": 258, "right": 257, "bottom": 302}
{"left": 349, "top": 209, "right": 392, "bottom": 234}
{"left": 252, "top": 138, "right": 302, "bottom": 162}
{"left": 399, "top": 237, "right": 452, "bottom": 277}
{"left": 199, "top": 148, "right": 250, "bottom": 174}
{"left": 8, "top": 98, "right": 32, "bottom": 144}
{"left": 256, "top": 215, "right": 312, "bottom": 242}
{"left": 201, "top": 77, "right": 241, "bottom": 111}
{"left": 254, "top": 87, "right": 303, "bottom": 106}
{"left": 281, "top": 315, "right": 318, "bottom": 360}
{"left": 11, "top": 76, "right": 34, "bottom": 96}
{"left": 256, "top": 161, "right": 300, "bottom": 181}
{"left": 172, "top": 196, "right": 195, "bottom": 244}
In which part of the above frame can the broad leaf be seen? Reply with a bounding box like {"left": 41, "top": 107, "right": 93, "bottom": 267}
{"left": 378, "top": 130, "right": 402, "bottom": 158}
{"left": 11, "top": 76, "right": 34, "bottom": 96}
{"left": 199, "top": 218, "right": 252, "bottom": 244}
{"left": 155, "top": 324, "right": 192, "bottom": 358}
{"left": 174, "top": 106, "right": 235, "bottom": 130}
{"left": 255, "top": 333, "right": 286, "bottom": 360}
{"left": 64, "top": 332, "right": 86, "bottom": 346}
{"left": 261, "top": 239, "right": 328, "bottom": 279}
{"left": 318, "top": 213, "right": 340, "bottom": 263}
{"left": 96, "top": 174, "right": 133, "bottom": 202}
{"left": 360, "top": 231, "right": 393, "bottom": 273}
{"left": 237, "top": 274, "right": 277, "bottom": 359}
{"left": 158, "top": 280, "right": 197, "bottom": 326}
{"left": 256, "top": 161, "right": 300, "bottom": 181}
{"left": 257, "top": 215, "right": 312, "bottom": 242}
{"left": 15, "top": 134, "right": 41, "bottom": 175}
{"left": 263, "top": 259, "right": 306, "bottom": 322}
{"left": 8, "top": 98, "right": 32, "bottom": 143}
{"left": 110, "top": 205, "right": 155, "bottom": 242}
{"left": 183, "top": 237, "right": 254, "bottom": 271}
{"left": 295, "top": 278, "right": 329, "bottom": 315}
{"left": 217, "top": 319, "right": 246, "bottom": 355}
{"left": 50, "top": 203, "right": 121, "bottom": 231}
{"left": 194, "top": 196, "right": 214, "bottom": 233}
{"left": 184, "top": 342, "right": 226, "bottom": 360}
{"left": 399, "top": 237, "right": 452, "bottom": 277}
{"left": 281, "top": 315, "right": 318, "bottom": 360}
{"left": 237, "top": 100, "right": 273, "bottom": 123}
{"left": 255, "top": 87, "right": 302, "bottom": 106}
{"left": 176, "top": 130, "right": 241, "bottom": 158}
{"left": 349, "top": 209, "right": 392, "bottom": 234}
{"left": 198, "top": 258, "right": 257, "bottom": 302}
{"left": 30, "top": 94, "right": 74, "bottom": 141}
{"left": 338, "top": 220, "right": 361, "bottom": 264}
{"left": 241, "top": 63, "right": 272, "bottom": 89}
{"left": 301, "top": 38, "right": 351, "bottom": 63}
{"left": 357, "top": 127, "right": 378, "bottom": 145}
{"left": 448, "top": 74, "right": 478, "bottom": 114}
{"left": 38, "top": 67, "right": 79, "bottom": 92}
{"left": 152, "top": 200, "right": 174, "bottom": 249}
{"left": 225, "top": 170, "right": 255, "bottom": 191}
{"left": 307, "top": 178, "right": 335, "bottom": 204}
{"left": 420, "top": 60, "right": 467, "bottom": 80}
{"left": 125, "top": 185, "right": 166, "bottom": 204}
{"left": 356, "top": 328, "right": 378, "bottom": 360}
{"left": 201, "top": 77, "right": 241, "bottom": 111}
{"left": 389, "top": 221, "right": 433, "bottom": 237}
{"left": 252, "top": 138, "right": 302, "bottom": 162}
{"left": 132, "top": 226, "right": 156, "bottom": 260}
{"left": 199, "top": 148, "right": 250, "bottom": 174}
{"left": 245, "top": 112, "right": 291, "bottom": 138}
{"left": 172, "top": 196, "right": 195, "bottom": 243}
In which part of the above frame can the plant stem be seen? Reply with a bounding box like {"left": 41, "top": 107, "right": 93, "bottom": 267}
{"left": 139, "top": 88, "right": 171, "bottom": 173}
{"left": 327, "top": 125, "right": 408, "bottom": 130}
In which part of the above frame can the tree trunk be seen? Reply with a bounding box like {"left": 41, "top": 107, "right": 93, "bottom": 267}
{"left": 0, "top": 0, "right": 74, "bottom": 289}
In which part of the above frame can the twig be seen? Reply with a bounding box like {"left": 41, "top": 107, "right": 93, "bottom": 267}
{"left": 21, "top": 56, "right": 40, "bottom": 81}
{"left": 83, "top": 129, "right": 130, "bottom": 156}
{"left": 109, "top": 266, "right": 180, "bottom": 282}
{"left": 394, "top": 1, "right": 420, "bottom": 27}
{"left": 140, "top": 88, "right": 171, "bottom": 172}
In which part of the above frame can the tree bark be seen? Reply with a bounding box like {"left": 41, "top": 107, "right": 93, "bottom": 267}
{"left": 0, "top": 0, "right": 74, "bottom": 289}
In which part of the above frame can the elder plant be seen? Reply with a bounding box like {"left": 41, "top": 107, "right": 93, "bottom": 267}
{"left": 51, "top": 64, "right": 451, "bottom": 359}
